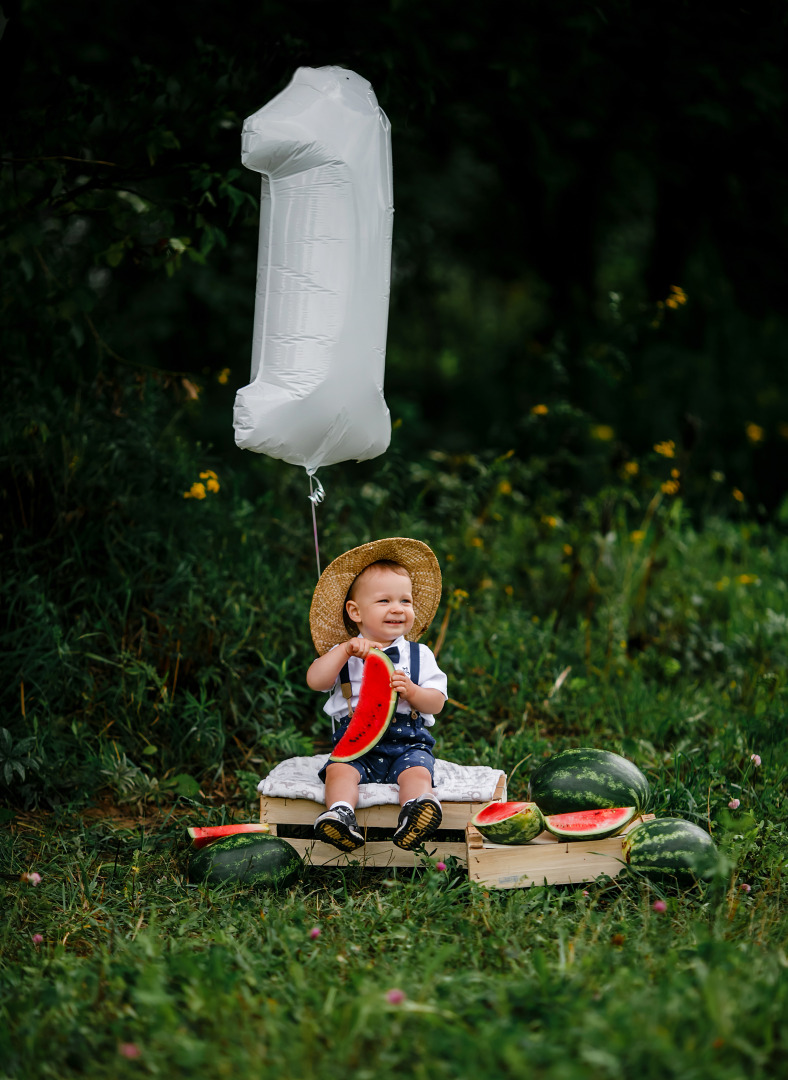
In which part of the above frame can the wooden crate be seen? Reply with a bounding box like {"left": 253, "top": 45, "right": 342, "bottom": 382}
{"left": 465, "top": 814, "right": 654, "bottom": 889}
{"left": 259, "top": 773, "right": 506, "bottom": 868}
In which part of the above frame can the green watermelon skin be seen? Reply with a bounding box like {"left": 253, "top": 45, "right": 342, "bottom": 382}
{"left": 622, "top": 817, "right": 716, "bottom": 878}
{"left": 189, "top": 833, "right": 301, "bottom": 889}
{"left": 529, "top": 748, "right": 650, "bottom": 816}
{"left": 471, "top": 802, "right": 545, "bottom": 845}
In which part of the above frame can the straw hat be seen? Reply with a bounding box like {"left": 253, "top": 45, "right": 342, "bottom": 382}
{"left": 309, "top": 537, "right": 442, "bottom": 655}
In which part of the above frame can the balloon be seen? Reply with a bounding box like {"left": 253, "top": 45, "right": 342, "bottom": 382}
{"left": 233, "top": 67, "right": 394, "bottom": 475}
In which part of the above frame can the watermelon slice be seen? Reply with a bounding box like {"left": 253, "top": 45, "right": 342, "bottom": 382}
{"left": 470, "top": 801, "right": 545, "bottom": 845}
{"left": 187, "top": 823, "right": 271, "bottom": 849}
{"left": 543, "top": 805, "right": 637, "bottom": 840}
{"left": 330, "top": 648, "right": 398, "bottom": 763}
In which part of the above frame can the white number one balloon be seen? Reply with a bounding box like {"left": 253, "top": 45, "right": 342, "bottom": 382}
{"left": 234, "top": 67, "right": 394, "bottom": 477}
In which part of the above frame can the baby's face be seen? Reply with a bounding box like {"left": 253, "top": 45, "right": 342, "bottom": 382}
{"left": 345, "top": 566, "right": 415, "bottom": 643}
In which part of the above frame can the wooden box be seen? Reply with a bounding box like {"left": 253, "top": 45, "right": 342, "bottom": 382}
{"left": 465, "top": 814, "right": 654, "bottom": 889}
{"left": 259, "top": 773, "right": 506, "bottom": 868}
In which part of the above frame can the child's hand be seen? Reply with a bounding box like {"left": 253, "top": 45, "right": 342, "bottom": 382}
{"left": 345, "top": 638, "right": 385, "bottom": 660}
{"left": 390, "top": 670, "right": 415, "bottom": 698}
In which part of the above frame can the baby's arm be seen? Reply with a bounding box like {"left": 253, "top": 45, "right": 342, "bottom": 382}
{"left": 306, "top": 638, "right": 385, "bottom": 692}
{"left": 390, "top": 671, "right": 446, "bottom": 715}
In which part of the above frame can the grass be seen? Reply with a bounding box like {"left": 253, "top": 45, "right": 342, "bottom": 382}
{"left": 2, "top": 369, "right": 787, "bottom": 1078}
{"left": 1, "top": 816, "right": 786, "bottom": 1079}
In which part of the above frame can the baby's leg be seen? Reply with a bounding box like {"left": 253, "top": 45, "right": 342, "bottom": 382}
{"left": 396, "top": 765, "right": 433, "bottom": 806}
{"left": 323, "top": 762, "right": 362, "bottom": 809}
{"left": 392, "top": 765, "right": 442, "bottom": 850}
{"left": 314, "top": 762, "right": 365, "bottom": 852}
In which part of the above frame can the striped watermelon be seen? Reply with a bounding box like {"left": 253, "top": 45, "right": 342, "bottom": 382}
{"left": 471, "top": 801, "right": 545, "bottom": 845}
{"left": 189, "top": 832, "right": 301, "bottom": 889}
{"left": 529, "top": 748, "right": 650, "bottom": 816}
{"left": 622, "top": 817, "right": 716, "bottom": 878}
{"left": 331, "top": 648, "right": 398, "bottom": 763}
{"left": 544, "top": 805, "right": 638, "bottom": 840}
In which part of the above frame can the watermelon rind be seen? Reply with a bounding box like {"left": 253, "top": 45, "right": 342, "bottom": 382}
{"left": 544, "top": 805, "right": 638, "bottom": 841}
{"left": 330, "top": 648, "right": 398, "bottom": 763}
{"left": 622, "top": 817, "right": 717, "bottom": 879}
{"left": 188, "top": 832, "right": 301, "bottom": 889}
{"left": 529, "top": 747, "right": 650, "bottom": 816}
{"left": 471, "top": 801, "right": 545, "bottom": 845}
{"left": 187, "top": 823, "right": 271, "bottom": 849}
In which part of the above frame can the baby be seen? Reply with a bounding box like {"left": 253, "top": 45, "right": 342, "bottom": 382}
{"left": 306, "top": 537, "right": 448, "bottom": 852}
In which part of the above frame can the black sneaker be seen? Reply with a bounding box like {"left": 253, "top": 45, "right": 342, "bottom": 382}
{"left": 392, "top": 795, "right": 442, "bottom": 850}
{"left": 314, "top": 806, "right": 365, "bottom": 852}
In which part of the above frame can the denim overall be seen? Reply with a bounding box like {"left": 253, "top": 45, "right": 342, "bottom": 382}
{"left": 317, "top": 641, "right": 437, "bottom": 784}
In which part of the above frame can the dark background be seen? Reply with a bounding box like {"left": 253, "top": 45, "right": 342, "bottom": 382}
{"left": 3, "top": 0, "right": 787, "bottom": 514}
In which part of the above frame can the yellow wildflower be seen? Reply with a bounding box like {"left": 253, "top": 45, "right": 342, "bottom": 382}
{"left": 732, "top": 488, "right": 745, "bottom": 502}
{"left": 745, "top": 423, "right": 764, "bottom": 443}
{"left": 630, "top": 530, "right": 646, "bottom": 544}
{"left": 206, "top": 478, "right": 220, "bottom": 493}
{"left": 504, "top": 585, "right": 514, "bottom": 596}
{"left": 217, "top": 368, "right": 231, "bottom": 385}
{"left": 665, "top": 285, "right": 687, "bottom": 310}
{"left": 654, "top": 440, "right": 675, "bottom": 458}
{"left": 453, "top": 588, "right": 469, "bottom": 601}
{"left": 590, "top": 424, "right": 615, "bottom": 441}
{"left": 184, "top": 482, "right": 207, "bottom": 500}
{"left": 670, "top": 468, "right": 680, "bottom": 479}
{"left": 531, "top": 404, "right": 549, "bottom": 416}
{"left": 541, "top": 515, "right": 558, "bottom": 528}
{"left": 737, "top": 574, "right": 758, "bottom": 585}
{"left": 470, "top": 536, "right": 484, "bottom": 548}
{"left": 498, "top": 480, "right": 512, "bottom": 495}
{"left": 563, "top": 544, "right": 573, "bottom": 556}
{"left": 661, "top": 480, "right": 680, "bottom": 495}
{"left": 621, "top": 461, "right": 639, "bottom": 478}
{"left": 480, "top": 578, "right": 494, "bottom": 590}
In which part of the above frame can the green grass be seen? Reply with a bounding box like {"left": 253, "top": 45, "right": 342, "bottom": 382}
{"left": 2, "top": 369, "right": 787, "bottom": 1078}
{"left": 1, "top": 816, "right": 786, "bottom": 1079}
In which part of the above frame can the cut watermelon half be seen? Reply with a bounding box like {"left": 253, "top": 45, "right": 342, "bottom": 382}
{"left": 187, "top": 823, "right": 271, "bottom": 849}
{"left": 543, "top": 805, "right": 637, "bottom": 841}
{"left": 330, "top": 648, "right": 398, "bottom": 763}
{"left": 470, "top": 801, "right": 545, "bottom": 845}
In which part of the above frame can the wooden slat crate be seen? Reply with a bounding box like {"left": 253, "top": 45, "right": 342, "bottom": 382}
{"left": 465, "top": 814, "right": 655, "bottom": 889}
{"left": 259, "top": 773, "right": 506, "bottom": 868}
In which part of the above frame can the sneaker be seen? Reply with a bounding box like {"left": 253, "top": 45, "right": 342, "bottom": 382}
{"left": 314, "top": 805, "right": 365, "bottom": 852}
{"left": 392, "top": 795, "right": 443, "bottom": 850}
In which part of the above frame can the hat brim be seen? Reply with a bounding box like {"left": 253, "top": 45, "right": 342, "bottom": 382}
{"left": 309, "top": 537, "right": 442, "bottom": 655}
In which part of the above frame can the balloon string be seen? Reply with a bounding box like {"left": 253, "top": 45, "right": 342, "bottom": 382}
{"left": 308, "top": 475, "right": 325, "bottom": 578}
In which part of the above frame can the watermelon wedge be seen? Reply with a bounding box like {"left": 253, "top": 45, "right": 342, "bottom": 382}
{"left": 330, "top": 648, "right": 398, "bottom": 763}
{"left": 187, "top": 823, "right": 271, "bottom": 849}
{"left": 470, "top": 801, "right": 545, "bottom": 845}
{"left": 543, "top": 805, "right": 637, "bottom": 841}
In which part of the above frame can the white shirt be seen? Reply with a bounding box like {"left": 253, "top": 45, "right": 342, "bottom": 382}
{"left": 322, "top": 635, "right": 448, "bottom": 727}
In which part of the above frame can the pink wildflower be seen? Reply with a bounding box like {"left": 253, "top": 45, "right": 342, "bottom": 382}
{"left": 386, "top": 988, "right": 406, "bottom": 1005}
{"left": 728, "top": 799, "right": 740, "bottom": 809}
{"left": 750, "top": 754, "right": 761, "bottom": 766}
{"left": 435, "top": 861, "right": 447, "bottom": 872}
{"left": 309, "top": 927, "right": 321, "bottom": 940}
{"left": 21, "top": 872, "right": 42, "bottom": 886}
{"left": 652, "top": 900, "right": 667, "bottom": 913}
{"left": 739, "top": 883, "right": 752, "bottom": 893}
{"left": 582, "top": 890, "right": 589, "bottom": 897}
{"left": 32, "top": 934, "right": 44, "bottom": 946}
{"left": 119, "top": 1044, "right": 141, "bottom": 1059}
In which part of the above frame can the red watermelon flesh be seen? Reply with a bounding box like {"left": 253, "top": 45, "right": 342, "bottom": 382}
{"left": 543, "top": 805, "right": 637, "bottom": 840}
{"left": 188, "top": 823, "right": 271, "bottom": 849}
{"left": 330, "top": 648, "right": 398, "bottom": 763}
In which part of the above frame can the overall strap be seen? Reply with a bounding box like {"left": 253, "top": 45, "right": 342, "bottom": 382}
{"left": 409, "top": 640, "right": 420, "bottom": 686}
{"left": 339, "top": 662, "right": 353, "bottom": 721}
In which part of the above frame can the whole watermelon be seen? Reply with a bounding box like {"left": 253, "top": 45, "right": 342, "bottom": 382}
{"left": 622, "top": 817, "right": 717, "bottom": 879}
{"left": 189, "top": 832, "right": 301, "bottom": 889}
{"left": 529, "top": 747, "right": 650, "bottom": 815}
